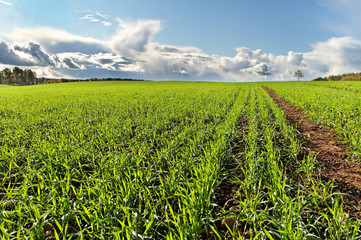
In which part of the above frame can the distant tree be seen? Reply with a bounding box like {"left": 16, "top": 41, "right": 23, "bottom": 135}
{"left": 312, "top": 77, "right": 327, "bottom": 81}
{"left": 24, "top": 69, "right": 37, "bottom": 85}
{"left": 294, "top": 69, "right": 304, "bottom": 81}
{"left": 322, "top": 72, "right": 361, "bottom": 81}
{"left": 12, "top": 67, "right": 24, "bottom": 84}
{"left": 1, "top": 68, "right": 12, "bottom": 84}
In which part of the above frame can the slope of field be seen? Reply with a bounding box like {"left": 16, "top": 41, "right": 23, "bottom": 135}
{"left": 0, "top": 81, "right": 360, "bottom": 239}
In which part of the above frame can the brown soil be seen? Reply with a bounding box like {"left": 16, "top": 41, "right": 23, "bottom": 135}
{"left": 201, "top": 164, "right": 241, "bottom": 239}
{"left": 263, "top": 86, "right": 361, "bottom": 218}
{"left": 202, "top": 118, "right": 248, "bottom": 239}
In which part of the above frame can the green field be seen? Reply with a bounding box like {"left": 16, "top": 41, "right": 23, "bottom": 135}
{"left": 264, "top": 81, "right": 361, "bottom": 157}
{"left": 1, "top": 81, "right": 361, "bottom": 239}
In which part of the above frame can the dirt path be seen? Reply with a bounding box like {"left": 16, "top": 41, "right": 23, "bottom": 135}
{"left": 263, "top": 86, "right": 361, "bottom": 218}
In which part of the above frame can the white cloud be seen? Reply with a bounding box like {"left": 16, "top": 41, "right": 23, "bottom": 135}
{"left": 3, "top": 18, "right": 361, "bottom": 81}
{"left": 54, "top": 52, "right": 142, "bottom": 72}
{"left": 79, "top": 11, "right": 112, "bottom": 27}
{"left": 95, "top": 12, "right": 110, "bottom": 20}
{"left": 0, "top": 0, "right": 12, "bottom": 6}
{"left": 304, "top": 36, "right": 361, "bottom": 75}
{"left": 35, "top": 67, "right": 72, "bottom": 79}
{"left": 102, "top": 22, "right": 112, "bottom": 27}
{"left": 110, "top": 19, "right": 162, "bottom": 55}
{"left": 7, "top": 27, "right": 106, "bottom": 54}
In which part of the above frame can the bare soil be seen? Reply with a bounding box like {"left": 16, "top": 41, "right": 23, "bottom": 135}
{"left": 263, "top": 86, "right": 361, "bottom": 218}
{"left": 202, "top": 118, "right": 248, "bottom": 239}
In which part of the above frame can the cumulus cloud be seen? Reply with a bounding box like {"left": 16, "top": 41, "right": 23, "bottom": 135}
{"left": 62, "top": 57, "right": 84, "bottom": 69}
{"left": 0, "top": 41, "right": 29, "bottom": 65}
{"left": 0, "top": 41, "right": 55, "bottom": 67}
{"left": 3, "top": 18, "right": 361, "bottom": 81}
{"left": 53, "top": 52, "right": 142, "bottom": 72}
{"left": 8, "top": 27, "right": 106, "bottom": 54}
{"left": 14, "top": 42, "right": 55, "bottom": 66}
{"left": 304, "top": 36, "right": 361, "bottom": 75}
{"left": 110, "top": 19, "right": 162, "bottom": 55}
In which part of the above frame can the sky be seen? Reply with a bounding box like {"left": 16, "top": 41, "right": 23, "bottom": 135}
{"left": 1, "top": 0, "right": 361, "bottom": 81}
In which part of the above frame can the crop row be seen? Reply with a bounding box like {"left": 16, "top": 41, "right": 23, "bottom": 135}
{"left": 264, "top": 81, "right": 361, "bottom": 159}
{"left": 310, "top": 81, "right": 361, "bottom": 93}
{"left": 0, "top": 82, "right": 360, "bottom": 239}
{"left": 1, "top": 82, "right": 245, "bottom": 239}
{"left": 216, "top": 85, "right": 360, "bottom": 238}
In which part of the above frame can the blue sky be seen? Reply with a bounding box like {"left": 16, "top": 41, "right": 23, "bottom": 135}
{"left": 1, "top": 0, "right": 361, "bottom": 81}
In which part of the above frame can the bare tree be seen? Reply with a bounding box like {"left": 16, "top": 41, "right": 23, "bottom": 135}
{"left": 294, "top": 69, "right": 304, "bottom": 81}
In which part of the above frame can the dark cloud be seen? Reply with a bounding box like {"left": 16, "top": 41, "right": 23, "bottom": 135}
{"left": 97, "top": 58, "right": 114, "bottom": 65}
{"left": 0, "top": 41, "right": 28, "bottom": 65}
{"left": 62, "top": 57, "right": 82, "bottom": 69}
{"left": 156, "top": 45, "right": 183, "bottom": 53}
{"left": 256, "top": 64, "right": 272, "bottom": 76}
{"left": 0, "top": 41, "right": 54, "bottom": 67}
{"left": 14, "top": 42, "right": 54, "bottom": 66}
{"left": 56, "top": 64, "right": 142, "bottom": 79}
{"left": 48, "top": 41, "right": 107, "bottom": 55}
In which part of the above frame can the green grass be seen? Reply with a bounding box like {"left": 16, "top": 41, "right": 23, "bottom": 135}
{"left": 0, "top": 81, "right": 360, "bottom": 239}
{"left": 310, "top": 80, "right": 361, "bottom": 92}
{"left": 264, "top": 81, "right": 361, "bottom": 158}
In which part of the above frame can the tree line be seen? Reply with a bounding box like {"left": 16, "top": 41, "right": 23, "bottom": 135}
{"left": 313, "top": 72, "right": 361, "bottom": 81}
{"left": 0, "top": 67, "right": 147, "bottom": 86}
{"left": 0, "top": 67, "right": 38, "bottom": 85}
